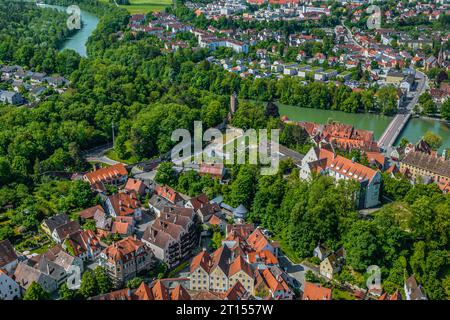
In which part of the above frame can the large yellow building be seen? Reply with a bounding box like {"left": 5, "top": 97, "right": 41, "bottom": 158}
{"left": 400, "top": 151, "right": 450, "bottom": 192}
{"left": 190, "top": 246, "right": 254, "bottom": 294}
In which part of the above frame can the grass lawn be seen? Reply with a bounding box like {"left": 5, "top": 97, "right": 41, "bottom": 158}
{"left": 104, "top": 149, "right": 139, "bottom": 165}
{"left": 102, "top": 0, "right": 172, "bottom": 14}
{"left": 273, "top": 236, "right": 302, "bottom": 264}
{"left": 332, "top": 288, "right": 356, "bottom": 300}
{"left": 167, "top": 259, "right": 190, "bottom": 278}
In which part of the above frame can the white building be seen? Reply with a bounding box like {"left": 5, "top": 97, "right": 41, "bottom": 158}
{"left": 300, "top": 147, "right": 381, "bottom": 209}
{"left": 0, "top": 270, "right": 21, "bottom": 300}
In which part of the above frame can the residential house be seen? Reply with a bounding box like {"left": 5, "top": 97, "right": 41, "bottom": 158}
{"left": 0, "top": 239, "right": 19, "bottom": 274}
{"left": 124, "top": 178, "right": 147, "bottom": 196}
{"left": 83, "top": 163, "right": 128, "bottom": 192}
{"left": 246, "top": 228, "right": 277, "bottom": 256}
{"left": 189, "top": 246, "right": 254, "bottom": 294}
{"left": 186, "top": 193, "right": 222, "bottom": 223}
{"left": 99, "top": 237, "right": 154, "bottom": 287}
{"left": 149, "top": 184, "right": 185, "bottom": 215}
{"left": 51, "top": 220, "right": 81, "bottom": 244}
{"left": 199, "top": 163, "right": 226, "bottom": 179}
{"left": 111, "top": 216, "right": 135, "bottom": 237}
{"left": 41, "top": 213, "right": 70, "bottom": 237}
{"left": 254, "top": 267, "right": 293, "bottom": 300}
{"left": 302, "top": 281, "right": 332, "bottom": 300}
{"left": 404, "top": 275, "right": 427, "bottom": 300}
{"left": 62, "top": 229, "right": 102, "bottom": 262}
{"left": 0, "top": 90, "right": 25, "bottom": 105}
{"left": 13, "top": 262, "right": 58, "bottom": 294}
{"left": 313, "top": 244, "right": 331, "bottom": 261}
{"left": 319, "top": 248, "right": 346, "bottom": 280}
{"left": 27, "top": 245, "right": 84, "bottom": 287}
{"left": 105, "top": 190, "right": 142, "bottom": 221}
{"left": 0, "top": 269, "right": 21, "bottom": 300}
{"left": 91, "top": 280, "right": 191, "bottom": 300}
{"left": 78, "top": 205, "right": 105, "bottom": 221}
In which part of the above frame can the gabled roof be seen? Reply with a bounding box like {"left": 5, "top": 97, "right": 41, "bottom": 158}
{"left": 190, "top": 250, "right": 211, "bottom": 273}
{"left": 125, "top": 179, "right": 146, "bottom": 194}
{"left": 188, "top": 193, "right": 209, "bottom": 210}
{"left": 302, "top": 281, "right": 332, "bottom": 300}
{"left": 79, "top": 205, "right": 104, "bottom": 220}
{"left": 151, "top": 280, "right": 170, "bottom": 300}
{"left": 402, "top": 151, "right": 450, "bottom": 178}
{"left": 154, "top": 184, "right": 183, "bottom": 204}
{"left": 54, "top": 220, "right": 81, "bottom": 240}
{"left": 210, "top": 245, "right": 232, "bottom": 275}
{"left": 42, "top": 214, "right": 70, "bottom": 233}
{"left": 171, "top": 284, "right": 191, "bottom": 300}
{"left": 261, "top": 268, "right": 290, "bottom": 294}
{"left": 84, "top": 164, "right": 128, "bottom": 185}
{"left": 223, "top": 281, "right": 249, "bottom": 300}
{"left": 134, "top": 282, "right": 154, "bottom": 300}
{"left": 0, "top": 239, "right": 18, "bottom": 268}
{"left": 247, "top": 228, "right": 271, "bottom": 252}
{"left": 102, "top": 237, "right": 148, "bottom": 263}
{"left": 108, "top": 191, "right": 141, "bottom": 217}
{"left": 228, "top": 255, "right": 252, "bottom": 278}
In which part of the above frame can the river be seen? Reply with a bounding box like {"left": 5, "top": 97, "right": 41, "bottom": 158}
{"left": 40, "top": 4, "right": 99, "bottom": 57}
{"left": 278, "top": 104, "right": 450, "bottom": 152}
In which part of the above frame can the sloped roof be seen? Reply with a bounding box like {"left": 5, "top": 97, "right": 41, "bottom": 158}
{"left": 84, "top": 163, "right": 128, "bottom": 185}
{"left": 402, "top": 151, "right": 450, "bottom": 178}
{"left": 302, "top": 281, "right": 332, "bottom": 300}
{"left": 0, "top": 239, "right": 18, "bottom": 268}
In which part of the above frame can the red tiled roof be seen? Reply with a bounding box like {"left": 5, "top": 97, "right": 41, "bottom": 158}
{"left": 247, "top": 228, "right": 270, "bottom": 252}
{"left": 103, "top": 237, "right": 148, "bottom": 263}
{"left": 302, "top": 281, "right": 332, "bottom": 300}
{"left": 199, "top": 163, "right": 224, "bottom": 177}
{"left": 111, "top": 221, "right": 131, "bottom": 235}
{"left": 125, "top": 179, "right": 146, "bottom": 194}
{"left": 247, "top": 250, "right": 278, "bottom": 265}
{"left": 154, "top": 185, "right": 183, "bottom": 204}
{"left": 223, "top": 281, "right": 248, "bottom": 300}
{"left": 78, "top": 205, "right": 104, "bottom": 219}
{"left": 108, "top": 191, "right": 141, "bottom": 217}
{"left": 261, "top": 268, "right": 290, "bottom": 294}
{"left": 151, "top": 280, "right": 170, "bottom": 300}
{"left": 171, "top": 284, "right": 191, "bottom": 300}
{"left": 228, "top": 255, "right": 252, "bottom": 278}
{"left": 84, "top": 164, "right": 127, "bottom": 185}
{"left": 134, "top": 282, "right": 153, "bottom": 300}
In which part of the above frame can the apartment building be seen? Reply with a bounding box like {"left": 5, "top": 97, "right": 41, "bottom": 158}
{"left": 142, "top": 206, "right": 198, "bottom": 268}
{"left": 99, "top": 237, "right": 154, "bottom": 287}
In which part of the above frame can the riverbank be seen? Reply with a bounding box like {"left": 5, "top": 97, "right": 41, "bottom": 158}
{"left": 40, "top": 4, "right": 99, "bottom": 57}
{"left": 277, "top": 103, "right": 450, "bottom": 152}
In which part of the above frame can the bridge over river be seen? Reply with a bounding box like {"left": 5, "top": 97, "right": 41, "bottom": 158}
{"left": 378, "top": 70, "right": 428, "bottom": 152}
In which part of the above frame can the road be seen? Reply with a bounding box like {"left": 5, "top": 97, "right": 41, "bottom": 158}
{"left": 82, "top": 143, "right": 123, "bottom": 165}
{"left": 378, "top": 70, "right": 428, "bottom": 153}
{"left": 278, "top": 253, "right": 319, "bottom": 292}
